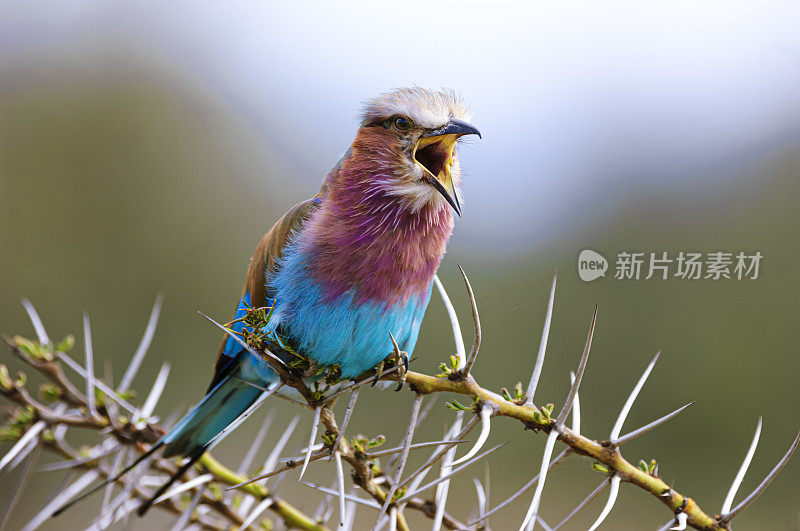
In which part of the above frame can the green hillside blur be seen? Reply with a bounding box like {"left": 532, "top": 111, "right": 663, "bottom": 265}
{"left": 2, "top": 60, "right": 799, "bottom": 529}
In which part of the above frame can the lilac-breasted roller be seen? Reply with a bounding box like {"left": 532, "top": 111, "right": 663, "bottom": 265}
{"left": 56, "top": 87, "right": 480, "bottom": 515}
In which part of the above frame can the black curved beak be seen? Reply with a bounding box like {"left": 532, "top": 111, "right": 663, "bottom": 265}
{"left": 421, "top": 118, "right": 482, "bottom": 139}
{"left": 415, "top": 119, "right": 480, "bottom": 217}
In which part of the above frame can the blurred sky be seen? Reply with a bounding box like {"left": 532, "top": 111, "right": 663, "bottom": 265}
{"left": 4, "top": 0, "right": 800, "bottom": 249}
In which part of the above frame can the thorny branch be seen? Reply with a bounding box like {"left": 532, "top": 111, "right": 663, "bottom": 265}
{"left": 2, "top": 273, "right": 799, "bottom": 530}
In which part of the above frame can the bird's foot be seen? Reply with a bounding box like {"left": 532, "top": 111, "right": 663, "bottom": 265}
{"left": 393, "top": 350, "right": 409, "bottom": 391}
{"left": 370, "top": 359, "right": 385, "bottom": 387}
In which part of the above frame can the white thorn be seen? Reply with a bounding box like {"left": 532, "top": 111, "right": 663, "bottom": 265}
{"left": 669, "top": 512, "right": 688, "bottom": 530}
{"left": 587, "top": 475, "right": 621, "bottom": 531}
{"left": 207, "top": 385, "right": 275, "bottom": 450}
{"left": 722, "top": 427, "right": 800, "bottom": 522}
{"left": 610, "top": 352, "right": 660, "bottom": 442}
{"left": 135, "top": 362, "right": 170, "bottom": 424}
{"left": 21, "top": 299, "right": 49, "bottom": 346}
{"left": 569, "top": 372, "right": 580, "bottom": 434}
{"left": 235, "top": 412, "right": 301, "bottom": 505}
{"left": 82, "top": 314, "right": 97, "bottom": 417}
{"left": 376, "top": 395, "right": 423, "bottom": 528}
{"left": 118, "top": 294, "right": 162, "bottom": 393}
{"left": 240, "top": 497, "right": 274, "bottom": 530}
{"left": 615, "top": 402, "right": 694, "bottom": 445}
{"left": 395, "top": 443, "right": 506, "bottom": 504}
{"left": 238, "top": 410, "right": 275, "bottom": 475}
{"left": 57, "top": 353, "right": 137, "bottom": 413}
{"left": 1, "top": 442, "right": 41, "bottom": 530}
{"left": 298, "top": 406, "right": 321, "bottom": 482}
{"left": 721, "top": 417, "right": 762, "bottom": 515}
{"left": 525, "top": 272, "right": 556, "bottom": 405}
{"left": 0, "top": 421, "right": 45, "bottom": 473}
{"left": 520, "top": 428, "right": 560, "bottom": 531}
{"left": 433, "top": 411, "right": 463, "bottom": 531}
{"left": 335, "top": 451, "right": 346, "bottom": 528}
{"left": 22, "top": 470, "right": 100, "bottom": 531}
{"left": 199, "top": 312, "right": 286, "bottom": 368}
{"left": 452, "top": 405, "right": 492, "bottom": 466}
{"left": 300, "top": 481, "right": 380, "bottom": 509}
{"left": 555, "top": 307, "right": 596, "bottom": 428}
{"left": 434, "top": 274, "right": 466, "bottom": 368}
{"left": 472, "top": 477, "right": 487, "bottom": 524}
{"left": 153, "top": 473, "right": 214, "bottom": 505}
{"left": 170, "top": 485, "right": 206, "bottom": 531}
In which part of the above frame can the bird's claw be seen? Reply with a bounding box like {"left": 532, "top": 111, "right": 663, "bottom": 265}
{"left": 371, "top": 359, "right": 385, "bottom": 387}
{"left": 386, "top": 331, "right": 409, "bottom": 391}
{"left": 394, "top": 350, "right": 409, "bottom": 391}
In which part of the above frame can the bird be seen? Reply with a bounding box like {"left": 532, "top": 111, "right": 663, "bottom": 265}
{"left": 54, "top": 87, "right": 480, "bottom": 516}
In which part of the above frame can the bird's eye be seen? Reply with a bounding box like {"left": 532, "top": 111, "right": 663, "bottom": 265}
{"left": 393, "top": 116, "right": 411, "bottom": 132}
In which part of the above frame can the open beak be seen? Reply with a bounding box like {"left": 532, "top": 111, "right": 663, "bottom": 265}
{"left": 413, "top": 119, "right": 481, "bottom": 217}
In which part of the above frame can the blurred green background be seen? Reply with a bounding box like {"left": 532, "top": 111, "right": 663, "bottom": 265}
{"left": 2, "top": 2, "right": 800, "bottom": 529}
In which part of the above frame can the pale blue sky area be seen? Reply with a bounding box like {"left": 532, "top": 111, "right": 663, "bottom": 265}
{"left": 4, "top": 0, "right": 800, "bottom": 249}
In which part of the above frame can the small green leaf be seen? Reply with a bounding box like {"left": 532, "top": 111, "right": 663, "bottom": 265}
{"left": 446, "top": 400, "right": 468, "bottom": 411}
{"left": 56, "top": 334, "right": 75, "bottom": 352}
{"left": 367, "top": 435, "right": 386, "bottom": 448}
{"left": 40, "top": 383, "right": 61, "bottom": 402}
{"left": 0, "top": 365, "right": 12, "bottom": 391}
{"left": 0, "top": 425, "right": 21, "bottom": 442}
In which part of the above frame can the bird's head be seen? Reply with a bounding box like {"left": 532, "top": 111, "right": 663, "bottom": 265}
{"left": 355, "top": 88, "right": 480, "bottom": 217}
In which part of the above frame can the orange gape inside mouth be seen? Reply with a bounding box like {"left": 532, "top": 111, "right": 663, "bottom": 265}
{"left": 414, "top": 135, "right": 456, "bottom": 180}
{"left": 413, "top": 134, "right": 461, "bottom": 215}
